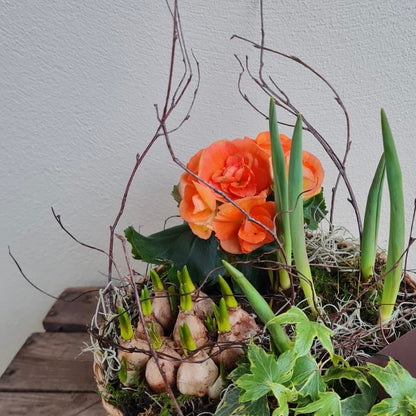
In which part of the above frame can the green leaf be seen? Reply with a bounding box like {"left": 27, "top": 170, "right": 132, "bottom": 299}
{"left": 295, "top": 391, "right": 342, "bottom": 416}
{"left": 367, "top": 359, "right": 416, "bottom": 399}
{"left": 292, "top": 354, "right": 325, "bottom": 400}
{"left": 236, "top": 343, "right": 282, "bottom": 401}
{"left": 124, "top": 224, "right": 225, "bottom": 285}
{"left": 361, "top": 154, "right": 385, "bottom": 282}
{"left": 323, "top": 366, "right": 369, "bottom": 386}
{"left": 214, "top": 387, "right": 270, "bottom": 416}
{"left": 235, "top": 343, "right": 295, "bottom": 402}
{"left": 366, "top": 359, "right": 416, "bottom": 415}
{"left": 340, "top": 379, "right": 377, "bottom": 416}
{"left": 268, "top": 306, "right": 334, "bottom": 357}
{"left": 303, "top": 189, "right": 327, "bottom": 230}
{"left": 270, "top": 383, "right": 297, "bottom": 416}
{"left": 367, "top": 397, "right": 416, "bottom": 416}
{"left": 379, "top": 109, "right": 405, "bottom": 322}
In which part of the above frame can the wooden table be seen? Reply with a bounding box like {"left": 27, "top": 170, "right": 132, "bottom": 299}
{"left": 0, "top": 287, "right": 105, "bottom": 415}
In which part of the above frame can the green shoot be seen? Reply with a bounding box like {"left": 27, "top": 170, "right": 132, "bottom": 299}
{"left": 117, "top": 306, "right": 134, "bottom": 341}
{"left": 118, "top": 355, "right": 128, "bottom": 384}
{"left": 149, "top": 268, "right": 164, "bottom": 292}
{"left": 146, "top": 322, "right": 163, "bottom": 350}
{"left": 178, "top": 322, "right": 197, "bottom": 355}
{"left": 222, "top": 260, "right": 292, "bottom": 353}
{"left": 379, "top": 109, "right": 405, "bottom": 323}
{"left": 205, "top": 313, "right": 217, "bottom": 332}
{"left": 140, "top": 286, "right": 152, "bottom": 316}
{"left": 269, "top": 98, "right": 292, "bottom": 290}
{"left": 218, "top": 275, "right": 238, "bottom": 308}
{"left": 212, "top": 298, "right": 232, "bottom": 333}
{"left": 361, "top": 154, "right": 385, "bottom": 282}
{"left": 168, "top": 285, "right": 178, "bottom": 314}
{"left": 288, "top": 114, "right": 318, "bottom": 315}
{"left": 179, "top": 283, "right": 192, "bottom": 312}
{"left": 180, "top": 265, "right": 196, "bottom": 292}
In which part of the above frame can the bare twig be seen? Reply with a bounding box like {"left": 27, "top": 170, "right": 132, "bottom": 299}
{"left": 232, "top": 0, "right": 361, "bottom": 236}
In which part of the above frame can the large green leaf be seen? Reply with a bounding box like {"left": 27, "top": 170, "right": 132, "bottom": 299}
{"left": 124, "top": 224, "right": 225, "bottom": 285}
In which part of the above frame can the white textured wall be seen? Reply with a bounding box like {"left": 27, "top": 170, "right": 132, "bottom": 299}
{"left": 1, "top": 1, "right": 416, "bottom": 374}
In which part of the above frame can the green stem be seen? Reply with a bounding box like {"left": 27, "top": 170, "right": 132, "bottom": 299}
{"left": 379, "top": 109, "right": 405, "bottom": 323}
{"left": 222, "top": 260, "right": 292, "bottom": 353}
{"left": 288, "top": 115, "right": 318, "bottom": 315}
{"left": 361, "top": 154, "right": 385, "bottom": 282}
{"left": 269, "top": 98, "right": 292, "bottom": 290}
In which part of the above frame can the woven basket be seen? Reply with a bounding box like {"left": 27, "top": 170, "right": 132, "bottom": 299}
{"left": 93, "top": 359, "right": 124, "bottom": 416}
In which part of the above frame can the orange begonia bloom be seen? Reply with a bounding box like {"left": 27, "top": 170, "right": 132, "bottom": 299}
{"left": 178, "top": 137, "right": 273, "bottom": 240}
{"left": 197, "top": 138, "right": 272, "bottom": 201}
{"left": 212, "top": 193, "right": 275, "bottom": 254}
{"left": 255, "top": 131, "right": 324, "bottom": 200}
{"left": 255, "top": 131, "right": 292, "bottom": 154}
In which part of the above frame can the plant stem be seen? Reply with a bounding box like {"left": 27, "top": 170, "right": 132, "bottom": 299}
{"left": 269, "top": 98, "right": 292, "bottom": 290}
{"left": 222, "top": 260, "right": 292, "bottom": 353}
{"left": 361, "top": 154, "right": 385, "bottom": 282}
{"left": 288, "top": 115, "right": 318, "bottom": 315}
{"left": 379, "top": 109, "right": 405, "bottom": 323}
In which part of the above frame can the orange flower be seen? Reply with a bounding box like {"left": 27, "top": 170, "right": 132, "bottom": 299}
{"left": 196, "top": 138, "right": 272, "bottom": 200}
{"left": 179, "top": 179, "right": 217, "bottom": 239}
{"left": 255, "top": 131, "right": 292, "bottom": 154}
{"left": 255, "top": 131, "right": 324, "bottom": 200}
{"left": 212, "top": 193, "right": 275, "bottom": 254}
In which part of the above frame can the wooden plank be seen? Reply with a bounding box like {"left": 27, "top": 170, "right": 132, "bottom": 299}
{"left": 0, "top": 392, "right": 104, "bottom": 416}
{"left": 0, "top": 332, "right": 96, "bottom": 392}
{"left": 43, "top": 287, "right": 103, "bottom": 332}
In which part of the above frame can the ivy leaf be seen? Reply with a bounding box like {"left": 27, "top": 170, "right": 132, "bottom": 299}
{"left": 124, "top": 224, "right": 225, "bottom": 285}
{"left": 366, "top": 359, "right": 416, "bottom": 415}
{"left": 292, "top": 354, "right": 325, "bottom": 400}
{"left": 214, "top": 387, "right": 270, "bottom": 416}
{"left": 367, "top": 397, "right": 416, "bottom": 416}
{"left": 270, "top": 383, "right": 297, "bottom": 416}
{"left": 367, "top": 359, "right": 416, "bottom": 399}
{"left": 323, "top": 366, "right": 369, "bottom": 386}
{"left": 268, "top": 306, "right": 334, "bottom": 357}
{"left": 235, "top": 343, "right": 295, "bottom": 402}
{"left": 303, "top": 189, "right": 327, "bottom": 230}
{"left": 236, "top": 344, "right": 281, "bottom": 401}
{"left": 340, "top": 379, "right": 377, "bottom": 416}
{"left": 295, "top": 391, "right": 342, "bottom": 416}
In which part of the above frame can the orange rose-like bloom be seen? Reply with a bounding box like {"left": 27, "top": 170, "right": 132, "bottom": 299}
{"left": 212, "top": 193, "right": 275, "bottom": 254}
{"left": 179, "top": 178, "right": 217, "bottom": 240}
{"left": 255, "top": 131, "right": 324, "bottom": 200}
{"left": 197, "top": 138, "right": 272, "bottom": 200}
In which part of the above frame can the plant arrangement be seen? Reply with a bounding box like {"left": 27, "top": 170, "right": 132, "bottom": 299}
{"left": 83, "top": 2, "right": 416, "bottom": 415}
